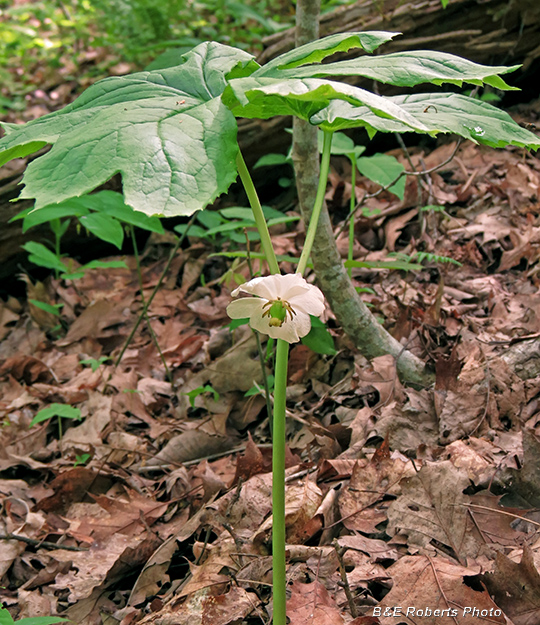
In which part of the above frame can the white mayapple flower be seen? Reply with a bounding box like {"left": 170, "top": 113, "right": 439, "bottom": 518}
{"left": 227, "top": 273, "right": 325, "bottom": 343}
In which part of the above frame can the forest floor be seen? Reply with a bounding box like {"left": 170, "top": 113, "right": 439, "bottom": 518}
{"left": 1, "top": 72, "right": 540, "bottom": 624}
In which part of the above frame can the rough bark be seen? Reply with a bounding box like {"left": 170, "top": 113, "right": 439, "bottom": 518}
{"left": 243, "top": 0, "right": 540, "bottom": 166}
{"left": 291, "top": 0, "right": 435, "bottom": 386}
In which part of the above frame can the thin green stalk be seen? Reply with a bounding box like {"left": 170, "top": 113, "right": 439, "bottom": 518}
{"left": 244, "top": 228, "right": 273, "bottom": 421}
{"left": 113, "top": 212, "right": 197, "bottom": 370}
{"left": 236, "top": 150, "right": 280, "bottom": 275}
{"left": 272, "top": 338, "right": 289, "bottom": 625}
{"left": 129, "top": 225, "right": 173, "bottom": 386}
{"left": 348, "top": 155, "right": 357, "bottom": 279}
{"left": 297, "top": 130, "right": 333, "bottom": 276}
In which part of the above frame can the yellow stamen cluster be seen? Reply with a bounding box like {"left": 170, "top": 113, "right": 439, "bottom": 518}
{"left": 262, "top": 297, "right": 296, "bottom": 327}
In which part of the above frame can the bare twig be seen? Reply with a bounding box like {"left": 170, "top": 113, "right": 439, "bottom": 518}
{"left": 458, "top": 503, "right": 540, "bottom": 528}
{"left": 333, "top": 540, "right": 358, "bottom": 618}
{"left": 129, "top": 224, "right": 173, "bottom": 386}
{"left": 0, "top": 534, "right": 88, "bottom": 551}
{"left": 113, "top": 212, "right": 197, "bottom": 370}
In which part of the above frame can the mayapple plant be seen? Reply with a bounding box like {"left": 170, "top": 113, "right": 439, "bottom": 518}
{"left": 1, "top": 31, "right": 539, "bottom": 625}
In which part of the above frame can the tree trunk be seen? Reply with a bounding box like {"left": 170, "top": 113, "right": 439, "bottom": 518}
{"left": 291, "top": 0, "right": 435, "bottom": 386}
{"left": 242, "top": 0, "right": 540, "bottom": 166}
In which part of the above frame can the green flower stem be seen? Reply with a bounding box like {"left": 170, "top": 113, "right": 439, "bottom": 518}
{"left": 296, "top": 129, "right": 333, "bottom": 276}
{"left": 236, "top": 151, "right": 280, "bottom": 275}
{"left": 348, "top": 155, "right": 357, "bottom": 279}
{"left": 236, "top": 137, "right": 331, "bottom": 625}
{"left": 272, "top": 337, "right": 289, "bottom": 625}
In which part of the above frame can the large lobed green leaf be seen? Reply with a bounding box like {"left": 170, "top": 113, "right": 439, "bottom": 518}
{"left": 312, "top": 93, "right": 540, "bottom": 149}
{"left": 0, "top": 43, "right": 255, "bottom": 216}
{"left": 257, "top": 31, "right": 399, "bottom": 75}
{"left": 223, "top": 77, "right": 430, "bottom": 133}
{"left": 0, "top": 30, "right": 538, "bottom": 219}
{"left": 15, "top": 190, "right": 164, "bottom": 233}
{"left": 272, "top": 50, "right": 520, "bottom": 90}
{"left": 225, "top": 32, "right": 533, "bottom": 147}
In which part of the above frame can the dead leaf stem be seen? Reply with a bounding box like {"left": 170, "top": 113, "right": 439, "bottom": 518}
{"left": 112, "top": 212, "right": 197, "bottom": 373}
{"left": 130, "top": 224, "right": 173, "bottom": 387}
{"left": 459, "top": 503, "right": 540, "bottom": 528}
{"left": 0, "top": 533, "right": 88, "bottom": 551}
{"left": 427, "top": 555, "right": 460, "bottom": 625}
{"left": 333, "top": 539, "right": 359, "bottom": 618}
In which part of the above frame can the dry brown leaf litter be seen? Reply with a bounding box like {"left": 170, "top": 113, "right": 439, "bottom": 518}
{"left": 0, "top": 131, "right": 539, "bottom": 624}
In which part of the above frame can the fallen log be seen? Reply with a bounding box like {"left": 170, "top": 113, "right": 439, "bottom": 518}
{"left": 259, "top": 0, "right": 540, "bottom": 83}
{"left": 2, "top": 0, "right": 540, "bottom": 282}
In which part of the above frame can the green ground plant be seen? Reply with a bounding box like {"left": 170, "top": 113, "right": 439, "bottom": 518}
{"left": 13, "top": 190, "right": 163, "bottom": 279}
{"left": 1, "top": 31, "right": 539, "bottom": 625}
{"left": 183, "top": 384, "right": 220, "bottom": 408}
{"left": 79, "top": 356, "right": 112, "bottom": 372}
{"left": 174, "top": 204, "right": 298, "bottom": 245}
{"left": 29, "top": 402, "right": 82, "bottom": 440}
{"left": 0, "top": 604, "right": 68, "bottom": 625}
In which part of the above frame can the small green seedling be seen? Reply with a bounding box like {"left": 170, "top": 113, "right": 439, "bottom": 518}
{"left": 73, "top": 453, "right": 91, "bottom": 467}
{"left": 80, "top": 356, "right": 112, "bottom": 372}
{"left": 29, "top": 403, "right": 82, "bottom": 440}
{"left": 174, "top": 205, "right": 298, "bottom": 245}
{"left": 245, "top": 374, "right": 275, "bottom": 397}
{"left": 0, "top": 604, "right": 69, "bottom": 625}
{"left": 183, "top": 385, "right": 220, "bottom": 408}
{"left": 28, "top": 300, "right": 63, "bottom": 318}
{"left": 14, "top": 190, "right": 163, "bottom": 280}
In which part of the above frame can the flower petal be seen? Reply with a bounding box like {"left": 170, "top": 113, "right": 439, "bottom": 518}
{"left": 227, "top": 298, "right": 265, "bottom": 319}
{"left": 231, "top": 275, "right": 280, "bottom": 300}
{"left": 228, "top": 274, "right": 324, "bottom": 343}
{"left": 261, "top": 310, "right": 312, "bottom": 343}
{"left": 231, "top": 273, "right": 317, "bottom": 301}
{"left": 291, "top": 310, "right": 312, "bottom": 339}
{"left": 289, "top": 286, "right": 325, "bottom": 316}
{"left": 249, "top": 311, "right": 274, "bottom": 336}
{"left": 273, "top": 273, "right": 311, "bottom": 298}
{"left": 267, "top": 322, "right": 301, "bottom": 342}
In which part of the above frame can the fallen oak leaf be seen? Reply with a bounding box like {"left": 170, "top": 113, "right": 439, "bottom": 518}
{"left": 288, "top": 580, "right": 345, "bottom": 625}
{"left": 386, "top": 460, "right": 478, "bottom": 562}
{"left": 375, "top": 555, "right": 504, "bottom": 625}
{"left": 482, "top": 545, "right": 540, "bottom": 625}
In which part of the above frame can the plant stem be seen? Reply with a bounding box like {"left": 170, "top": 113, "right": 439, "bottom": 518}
{"left": 244, "top": 228, "right": 273, "bottom": 421}
{"left": 348, "top": 155, "right": 357, "bottom": 279}
{"left": 272, "top": 338, "right": 289, "bottom": 625}
{"left": 113, "top": 213, "right": 197, "bottom": 370}
{"left": 129, "top": 225, "right": 173, "bottom": 386}
{"left": 296, "top": 129, "right": 333, "bottom": 276}
{"left": 236, "top": 150, "right": 280, "bottom": 275}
